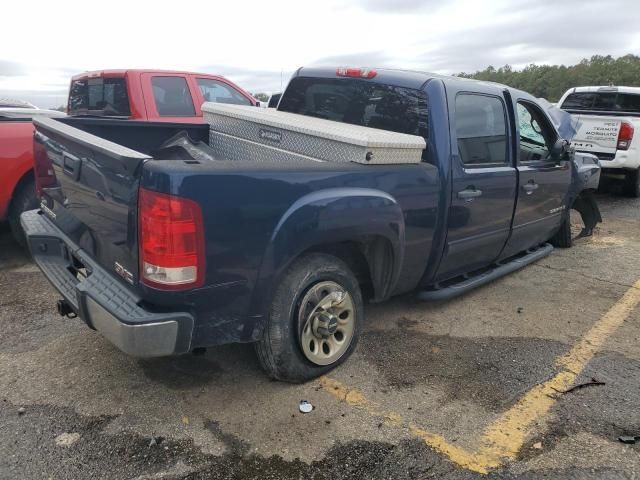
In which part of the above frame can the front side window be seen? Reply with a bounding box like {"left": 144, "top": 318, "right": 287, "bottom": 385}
{"left": 197, "top": 78, "right": 251, "bottom": 106}
{"left": 151, "top": 76, "right": 195, "bottom": 116}
{"left": 68, "top": 77, "right": 130, "bottom": 116}
{"left": 455, "top": 94, "right": 508, "bottom": 166}
{"left": 517, "top": 102, "right": 556, "bottom": 162}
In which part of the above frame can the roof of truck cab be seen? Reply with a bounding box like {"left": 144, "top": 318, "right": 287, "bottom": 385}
{"left": 565, "top": 85, "right": 640, "bottom": 95}
{"left": 294, "top": 66, "right": 524, "bottom": 96}
{"left": 70, "top": 69, "right": 232, "bottom": 81}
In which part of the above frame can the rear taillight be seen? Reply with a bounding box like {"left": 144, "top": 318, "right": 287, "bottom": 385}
{"left": 336, "top": 67, "right": 377, "bottom": 79}
{"left": 33, "top": 133, "right": 56, "bottom": 197}
{"left": 138, "top": 188, "right": 205, "bottom": 290}
{"left": 617, "top": 122, "right": 634, "bottom": 150}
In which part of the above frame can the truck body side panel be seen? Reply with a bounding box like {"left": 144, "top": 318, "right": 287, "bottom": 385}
{"left": 0, "top": 121, "right": 35, "bottom": 219}
{"left": 141, "top": 160, "right": 440, "bottom": 345}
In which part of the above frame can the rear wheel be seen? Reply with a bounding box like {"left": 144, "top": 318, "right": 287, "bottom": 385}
{"left": 255, "top": 253, "right": 363, "bottom": 383}
{"left": 624, "top": 169, "right": 640, "bottom": 198}
{"left": 8, "top": 178, "right": 38, "bottom": 247}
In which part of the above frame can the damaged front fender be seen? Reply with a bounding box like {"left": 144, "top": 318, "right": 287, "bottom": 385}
{"left": 570, "top": 152, "right": 603, "bottom": 238}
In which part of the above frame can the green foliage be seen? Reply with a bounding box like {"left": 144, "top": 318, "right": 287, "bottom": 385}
{"left": 252, "top": 92, "right": 270, "bottom": 102}
{"left": 458, "top": 54, "right": 640, "bottom": 102}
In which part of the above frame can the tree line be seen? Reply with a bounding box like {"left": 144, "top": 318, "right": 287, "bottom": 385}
{"left": 458, "top": 54, "right": 640, "bottom": 102}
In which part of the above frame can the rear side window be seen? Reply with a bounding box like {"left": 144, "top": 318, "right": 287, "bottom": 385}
{"left": 454, "top": 94, "right": 508, "bottom": 166}
{"left": 197, "top": 78, "right": 251, "bottom": 105}
{"left": 68, "top": 77, "right": 130, "bottom": 116}
{"left": 152, "top": 76, "right": 195, "bottom": 116}
{"left": 278, "top": 77, "right": 428, "bottom": 138}
{"left": 561, "top": 91, "right": 640, "bottom": 114}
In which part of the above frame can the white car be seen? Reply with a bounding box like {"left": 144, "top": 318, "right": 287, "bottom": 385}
{"left": 0, "top": 99, "right": 65, "bottom": 119}
{"left": 558, "top": 86, "right": 639, "bottom": 197}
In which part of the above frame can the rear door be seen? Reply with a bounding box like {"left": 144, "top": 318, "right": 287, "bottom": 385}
{"left": 500, "top": 98, "right": 571, "bottom": 258}
{"left": 435, "top": 91, "right": 517, "bottom": 280}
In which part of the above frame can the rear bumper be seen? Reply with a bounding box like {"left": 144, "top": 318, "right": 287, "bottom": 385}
{"left": 595, "top": 150, "right": 640, "bottom": 171}
{"left": 20, "top": 209, "right": 194, "bottom": 357}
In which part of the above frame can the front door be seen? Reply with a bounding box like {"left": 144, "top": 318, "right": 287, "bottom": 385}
{"left": 500, "top": 99, "right": 572, "bottom": 258}
{"left": 435, "top": 92, "right": 517, "bottom": 281}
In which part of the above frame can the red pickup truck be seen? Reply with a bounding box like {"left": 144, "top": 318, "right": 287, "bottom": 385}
{"left": 0, "top": 106, "right": 66, "bottom": 244}
{"left": 0, "top": 70, "right": 257, "bottom": 244}
{"left": 66, "top": 69, "right": 257, "bottom": 120}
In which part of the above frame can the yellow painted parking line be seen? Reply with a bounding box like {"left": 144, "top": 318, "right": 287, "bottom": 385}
{"left": 319, "top": 279, "right": 640, "bottom": 474}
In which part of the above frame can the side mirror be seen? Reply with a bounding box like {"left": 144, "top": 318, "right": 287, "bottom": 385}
{"left": 550, "top": 138, "right": 569, "bottom": 162}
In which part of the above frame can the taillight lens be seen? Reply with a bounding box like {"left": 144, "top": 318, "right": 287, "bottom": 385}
{"left": 138, "top": 188, "right": 205, "bottom": 290}
{"left": 33, "top": 133, "right": 56, "bottom": 197}
{"left": 336, "top": 67, "right": 377, "bottom": 79}
{"left": 617, "top": 122, "right": 634, "bottom": 150}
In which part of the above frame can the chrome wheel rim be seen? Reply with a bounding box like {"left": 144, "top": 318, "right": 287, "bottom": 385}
{"left": 299, "top": 281, "right": 355, "bottom": 366}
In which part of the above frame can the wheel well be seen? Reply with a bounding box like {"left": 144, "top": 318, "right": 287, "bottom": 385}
{"left": 10, "top": 170, "right": 35, "bottom": 207}
{"left": 8, "top": 170, "right": 35, "bottom": 213}
{"left": 305, "top": 237, "right": 394, "bottom": 301}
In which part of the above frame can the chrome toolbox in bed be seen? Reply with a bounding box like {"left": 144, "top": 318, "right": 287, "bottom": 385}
{"left": 202, "top": 103, "right": 425, "bottom": 165}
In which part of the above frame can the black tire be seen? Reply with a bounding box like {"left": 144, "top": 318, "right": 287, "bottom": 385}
{"left": 255, "top": 253, "right": 363, "bottom": 383}
{"left": 550, "top": 209, "right": 572, "bottom": 248}
{"left": 8, "top": 178, "right": 39, "bottom": 247}
{"left": 624, "top": 169, "right": 640, "bottom": 198}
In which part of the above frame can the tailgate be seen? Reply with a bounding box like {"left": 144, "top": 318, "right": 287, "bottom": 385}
{"left": 571, "top": 114, "right": 622, "bottom": 156}
{"left": 33, "top": 116, "right": 149, "bottom": 287}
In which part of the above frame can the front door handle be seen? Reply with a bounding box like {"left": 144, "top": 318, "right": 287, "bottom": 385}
{"left": 522, "top": 182, "right": 539, "bottom": 195}
{"left": 457, "top": 187, "right": 483, "bottom": 200}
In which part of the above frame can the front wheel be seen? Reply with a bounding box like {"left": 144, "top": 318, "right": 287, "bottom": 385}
{"left": 255, "top": 253, "right": 363, "bottom": 383}
{"left": 550, "top": 208, "right": 572, "bottom": 248}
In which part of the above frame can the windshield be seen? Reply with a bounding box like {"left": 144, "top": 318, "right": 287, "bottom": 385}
{"left": 278, "top": 77, "right": 428, "bottom": 138}
{"left": 68, "top": 77, "right": 131, "bottom": 116}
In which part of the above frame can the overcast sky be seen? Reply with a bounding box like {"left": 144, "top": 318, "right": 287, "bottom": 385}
{"left": 2, "top": 0, "right": 639, "bottom": 108}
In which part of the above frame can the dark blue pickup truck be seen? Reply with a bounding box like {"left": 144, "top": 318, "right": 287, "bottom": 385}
{"left": 23, "top": 67, "right": 601, "bottom": 382}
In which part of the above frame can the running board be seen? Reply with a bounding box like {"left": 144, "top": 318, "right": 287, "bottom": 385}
{"left": 416, "top": 243, "right": 553, "bottom": 302}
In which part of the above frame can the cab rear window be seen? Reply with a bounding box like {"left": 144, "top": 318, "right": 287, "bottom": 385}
{"left": 278, "top": 77, "right": 428, "bottom": 138}
{"left": 561, "top": 91, "right": 640, "bottom": 114}
{"left": 68, "top": 77, "right": 131, "bottom": 116}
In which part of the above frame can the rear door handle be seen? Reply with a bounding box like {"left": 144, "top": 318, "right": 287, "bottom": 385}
{"left": 522, "top": 182, "right": 539, "bottom": 195}
{"left": 457, "top": 187, "right": 483, "bottom": 200}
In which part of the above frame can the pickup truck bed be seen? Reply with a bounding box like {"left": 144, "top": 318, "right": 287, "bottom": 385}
{"left": 24, "top": 67, "right": 601, "bottom": 382}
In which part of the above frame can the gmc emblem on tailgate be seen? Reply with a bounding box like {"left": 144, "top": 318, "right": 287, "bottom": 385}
{"left": 258, "top": 128, "right": 282, "bottom": 143}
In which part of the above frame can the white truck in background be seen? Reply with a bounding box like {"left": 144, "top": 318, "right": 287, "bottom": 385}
{"left": 558, "top": 86, "right": 639, "bottom": 197}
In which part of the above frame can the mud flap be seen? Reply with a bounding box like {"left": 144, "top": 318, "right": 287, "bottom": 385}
{"left": 572, "top": 190, "right": 602, "bottom": 238}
